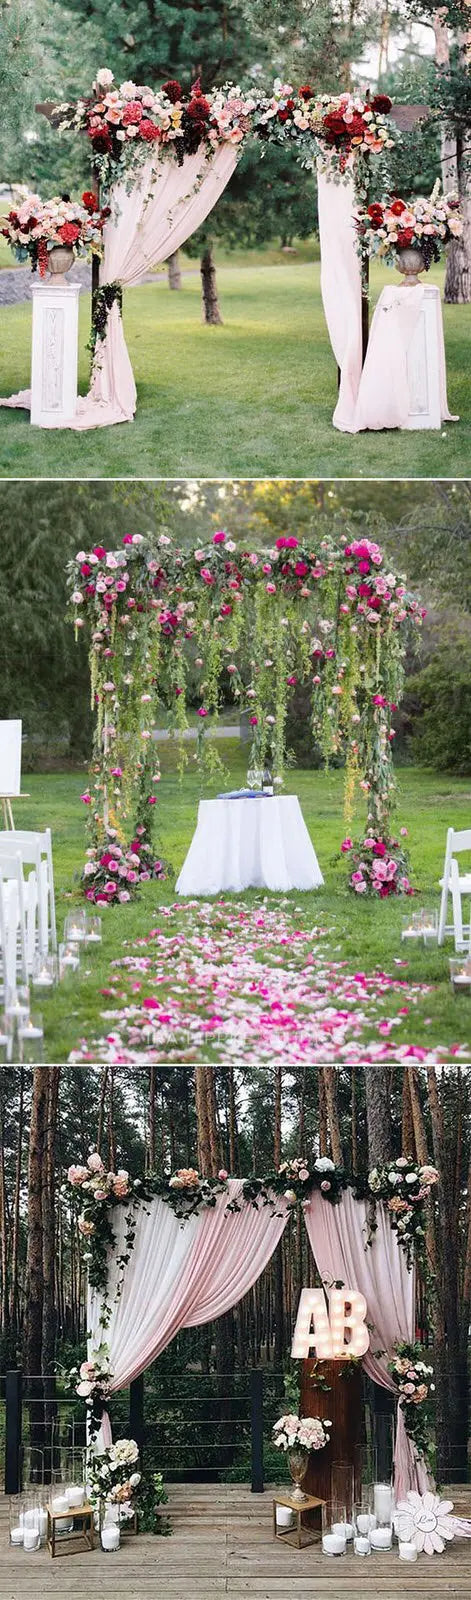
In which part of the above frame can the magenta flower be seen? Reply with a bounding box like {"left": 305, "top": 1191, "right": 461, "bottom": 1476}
{"left": 341, "top": 838, "right": 353, "bottom": 853}
{"left": 80, "top": 792, "right": 92, "bottom": 805}
{"left": 213, "top": 530, "right": 226, "bottom": 544}
{"left": 198, "top": 707, "right": 208, "bottom": 718}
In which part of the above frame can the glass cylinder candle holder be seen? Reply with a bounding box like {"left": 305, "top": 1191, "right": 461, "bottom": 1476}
{"left": 401, "top": 912, "right": 423, "bottom": 942}
{"left": 321, "top": 1501, "right": 347, "bottom": 1557}
{"left": 59, "top": 941, "right": 81, "bottom": 979}
{"left": 64, "top": 1446, "right": 86, "bottom": 1507}
{"left": 9, "top": 1495, "right": 24, "bottom": 1546}
{"left": 331, "top": 1463, "right": 354, "bottom": 1528}
{"left": 371, "top": 1482, "right": 393, "bottom": 1548}
{"left": 32, "top": 952, "right": 58, "bottom": 991}
{"left": 421, "top": 909, "right": 438, "bottom": 945}
{"left": 4, "top": 983, "right": 30, "bottom": 1025}
{"left": 22, "top": 1493, "right": 41, "bottom": 1551}
{"left": 18, "top": 1012, "right": 44, "bottom": 1062}
{"left": 50, "top": 1490, "right": 74, "bottom": 1535}
{"left": 64, "top": 911, "right": 88, "bottom": 944}
{"left": 353, "top": 1502, "right": 374, "bottom": 1556}
{"left": 85, "top": 915, "right": 102, "bottom": 944}
{"left": 450, "top": 956, "right": 471, "bottom": 993}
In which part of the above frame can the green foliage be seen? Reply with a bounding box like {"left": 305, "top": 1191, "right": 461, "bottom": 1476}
{"left": 406, "top": 635, "right": 471, "bottom": 774}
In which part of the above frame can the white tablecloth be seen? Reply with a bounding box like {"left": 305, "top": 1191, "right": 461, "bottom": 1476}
{"left": 175, "top": 795, "right": 324, "bottom": 896}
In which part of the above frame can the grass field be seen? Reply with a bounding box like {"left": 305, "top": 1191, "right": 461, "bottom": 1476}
{"left": 0, "top": 257, "right": 469, "bottom": 479}
{"left": 15, "top": 749, "right": 471, "bottom": 1063}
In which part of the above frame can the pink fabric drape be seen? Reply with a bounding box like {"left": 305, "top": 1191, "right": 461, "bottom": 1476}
{"left": 304, "top": 1189, "right": 431, "bottom": 1499}
{"left": 317, "top": 166, "right": 363, "bottom": 432}
{"left": 351, "top": 283, "right": 457, "bottom": 432}
{"left": 88, "top": 1180, "right": 288, "bottom": 1443}
{"left": 1, "top": 143, "right": 238, "bottom": 428}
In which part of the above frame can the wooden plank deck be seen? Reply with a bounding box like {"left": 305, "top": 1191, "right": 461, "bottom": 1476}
{"left": 1, "top": 1484, "right": 471, "bottom": 1599}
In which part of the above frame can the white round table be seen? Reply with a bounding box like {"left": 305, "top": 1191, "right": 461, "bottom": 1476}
{"left": 175, "top": 795, "right": 324, "bottom": 896}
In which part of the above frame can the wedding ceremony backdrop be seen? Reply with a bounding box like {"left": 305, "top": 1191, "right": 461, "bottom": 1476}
{"left": 1, "top": 476, "right": 471, "bottom": 1065}
{"left": 1, "top": 0, "right": 470, "bottom": 478}
{"left": 2, "top": 1064, "right": 471, "bottom": 1584}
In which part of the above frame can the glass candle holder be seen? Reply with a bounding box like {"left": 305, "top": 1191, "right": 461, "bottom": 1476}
{"left": 371, "top": 1482, "right": 393, "bottom": 1548}
{"left": 4, "top": 983, "right": 30, "bottom": 1025}
{"left": 59, "top": 941, "right": 81, "bottom": 979}
{"left": 421, "top": 909, "right": 438, "bottom": 945}
{"left": 32, "top": 953, "right": 58, "bottom": 990}
{"left": 321, "top": 1500, "right": 347, "bottom": 1556}
{"left": 9, "top": 1495, "right": 24, "bottom": 1546}
{"left": 0, "top": 1018, "right": 9, "bottom": 1062}
{"left": 450, "top": 956, "right": 471, "bottom": 993}
{"left": 353, "top": 1502, "right": 374, "bottom": 1556}
{"left": 85, "top": 915, "right": 102, "bottom": 944}
{"left": 64, "top": 911, "right": 88, "bottom": 944}
{"left": 18, "top": 1012, "right": 44, "bottom": 1062}
{"left": 22, "top": 1493, "right": 41, "bottom": 1551}
{"left": 331, "top": 1463, "right": 354, "bottom": 1528}
{"left": 401, "top": 912, "right": 424, "bottom": 942}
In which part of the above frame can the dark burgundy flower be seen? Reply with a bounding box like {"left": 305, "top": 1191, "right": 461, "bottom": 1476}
{"left": 161, "top": 80, "right": 183, "bottom": 103}
{"left": 371, "top": 94, "right": 392, "bottom": 114}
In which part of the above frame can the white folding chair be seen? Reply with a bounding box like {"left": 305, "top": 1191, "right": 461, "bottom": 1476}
{"left": 0, "top": 837, "right": 40, "bottom": 971}
{"left": 0, "top": 828, "right": 57, "bottom": 954}
{"left": 0, "top": 852, "right": 28, "bottom": 992}
{"left": 438, "top": 827, "right": 471, "bottom": 951}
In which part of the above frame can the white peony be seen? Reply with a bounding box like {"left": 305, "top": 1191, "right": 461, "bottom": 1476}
{"left": 314, "top": 1157, "right": 335, "bottom": 1172}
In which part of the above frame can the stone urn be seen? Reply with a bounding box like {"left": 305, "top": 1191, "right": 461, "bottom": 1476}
{"left": 48, "top": 245, "right": 75, "bottom": 282}
{"left": 288, "top": 1447, "right": 309, "bottom": 1502}
{"left": 396, "top": 246, "right": 426, "bottom": 287}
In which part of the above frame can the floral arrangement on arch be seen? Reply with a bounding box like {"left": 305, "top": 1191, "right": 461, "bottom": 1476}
{"left": 367, "top": 1156, "right": 439, "bottom": 1265}
{"left": 253, "top": 83, "right": 396, "bottom": 179}
{"left": 389, "top": 1342, "right": 435, "bottom": 1465}
{"left": 67, "top": 529, "right": 424, "bottom": 903}
{"left": 357, "top": 182, "right": 463, "bottom": 269}
{"left": 66, "top": 1149, "right": 437, "bottom": 1302}
{"left": 51, "top": 68, "right": 256, "bottom": 190}
{"left": 272, "top": 1412, "right": 332, "bottom": 1453}
{"left": 1, "top": 191, "right": 107, "bottom": 274}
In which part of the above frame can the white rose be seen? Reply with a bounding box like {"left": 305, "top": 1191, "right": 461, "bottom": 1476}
{"left": 314, "top": 1157, "right": 335, "bottom": 1172}
{"left": 95, "top": 68, "right": 114, "bottom": 89}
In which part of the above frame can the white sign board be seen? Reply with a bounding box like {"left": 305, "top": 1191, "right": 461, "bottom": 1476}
{"left": 0, "top": 721, "right": 22, "bottom": 796}
{"left": 291, "top": 1287, "right": 370, "bottom": 1360}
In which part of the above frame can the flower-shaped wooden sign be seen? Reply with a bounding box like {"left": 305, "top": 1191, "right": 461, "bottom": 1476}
{"left": 396, "top": 1491, "right": 455, "bottom": 1555}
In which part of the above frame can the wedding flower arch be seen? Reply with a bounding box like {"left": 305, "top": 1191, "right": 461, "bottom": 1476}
{"left": 67, "top": 529, "right": 424, "bottom": 903}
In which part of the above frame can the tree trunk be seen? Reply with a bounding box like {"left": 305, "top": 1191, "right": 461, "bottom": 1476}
{"left": 200, "top": 244, "right": 223, "bottom": 325}
{"left": 444, "top": 131, "right": 471, "bottom": 303}
{"left": 322, "top": 1068, "right": 343, "bottom": 1165}
{"left": 148, "top": 1065, "right": 156, "bottom": 1172}
{"left": 167, "top": 249, "right": 182, "bottom": 290}
{"left": 10, "top": 1067, "right": 24, "bottom": 1330}
{"left": 24, "top": 1068, "right": 48, "bottom": 1374}
{"left": 42, "top": 1067, "right": 60, "bottom": 1373}
{"left": 434, "top": 14, "right": 458, "bottom": 194}
{"left": 365, "top": 1067, "right": 391, "bottom": 1166}
{"left": 96, "top": 1067, "right": 108, "bottom": 1156}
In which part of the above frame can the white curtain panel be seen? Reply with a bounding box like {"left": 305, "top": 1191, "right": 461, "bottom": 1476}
{"left": 317, "top": 166, "right": 363, "bottom": 432}
{"left": 88, "top": 1180, "right": 289, "bottom": 1442}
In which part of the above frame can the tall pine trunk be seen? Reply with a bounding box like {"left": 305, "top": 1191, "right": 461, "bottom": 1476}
{"left": 365, "top": 1067, "right": 391, "bottom": 1166}
{"left": 167, "top": 250, "right": 182, "bottom": 289}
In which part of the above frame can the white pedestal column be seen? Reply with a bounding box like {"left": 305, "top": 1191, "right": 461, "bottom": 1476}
{"left": 30, "top": 282, "right": 80, "bottom": 427}
{"left": 404, "top": 285, "right": 442, "bottom": 430}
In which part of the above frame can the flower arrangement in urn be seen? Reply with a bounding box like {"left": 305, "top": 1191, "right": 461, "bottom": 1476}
{"left": 356, "top": 181, "right": 463, "bottom": 284}
{"left": 273, "top": 1414, "right": 332, "bottom": 1501}
{"left": 1, "top": 191, "right": 107, "bottom": 277}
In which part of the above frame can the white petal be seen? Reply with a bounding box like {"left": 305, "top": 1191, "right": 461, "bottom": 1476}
{"left": 423, "top": 1491, "right": 436, "bottom": 1512}
{"left": 431, "top": 1531, "right": 445, "bottom": 1553}
{"left": 415, "top": 1529, "right": 426, "bottom": 1551}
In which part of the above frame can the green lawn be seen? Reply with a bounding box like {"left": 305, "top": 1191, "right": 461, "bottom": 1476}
{"left": 16, "top": 750, "right": 471, "bottom": 1063}
{"left": 0, "top": 259, "right": 469, "bottom": 479}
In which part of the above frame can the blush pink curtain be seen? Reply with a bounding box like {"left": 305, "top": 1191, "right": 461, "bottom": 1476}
{"left": 0, "top": 143, "right": 238, "bottom": 427}
{"left": 317, "top": 167, "right": 363, "bottom": 432}
{"left": 88, "top": 1180, "right": 288, "bottom": 1446}
{"left": 352, "top": 283, "right": 457, "bottom": 431}
{"left": 304, "top": 1189, "right": 431, "bottom": 1499}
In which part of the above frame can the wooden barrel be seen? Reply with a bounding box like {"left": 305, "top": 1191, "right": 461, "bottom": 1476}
{"left": 300, "top": 1359, "right": 364, "bottom": 1505}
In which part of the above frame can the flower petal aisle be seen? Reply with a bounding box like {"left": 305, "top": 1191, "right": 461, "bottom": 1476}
{"left": 69, "top": 899, "right": 468, "bottom": 1065}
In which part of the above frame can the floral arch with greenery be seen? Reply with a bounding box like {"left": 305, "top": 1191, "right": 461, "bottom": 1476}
{"left": 67, "top": 529, "right": 424, "bottom": 904}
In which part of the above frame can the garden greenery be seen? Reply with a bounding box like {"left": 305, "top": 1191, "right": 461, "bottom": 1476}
{"left": 67, "top": 529, "right": 424, "bottom": 901}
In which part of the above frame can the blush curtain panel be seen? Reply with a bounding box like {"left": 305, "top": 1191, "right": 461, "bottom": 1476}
{"left": 317, "top": 168, "right": 363, "bottom": 433}
{"left": 304, "top": 1188, "right": 431, "bottom": 1499}
{"left": 88, "top": 1181, "right": 289, "bottom": 1446}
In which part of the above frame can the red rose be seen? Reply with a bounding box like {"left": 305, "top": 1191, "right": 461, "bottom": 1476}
{"left": 323, "top": 111, "right": 347, "bottom": 140}
{"left": 139, "top": 118, "right": 159, "bottom": 141}
{"left": 161, "top": 79, "right": 183, "bottom": 103}
{"left": 371, "top": 94, "right": 392, "bottom": 114}
{"left": 122, "top": 101, "right": 144, "bottom": 125}
{"left": 82, "top": 190, "right": 98, "bottom": 212}
{"left": 58, "top": 221, "right": 80, "bottom": 244}
{"left": 89, "top": 124, "right": 112, "bottom": 152}
{"left": 397, "top": 228, "right": 414, "bottom": 247}
{"left": 367, "top": 203, "right": 384, "bottom": 230}
{"left": 299, "top": 85, "right": 313, "bottom": 101}
{"left": 390, "top": 198, "right": 406, "bottom": 216}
